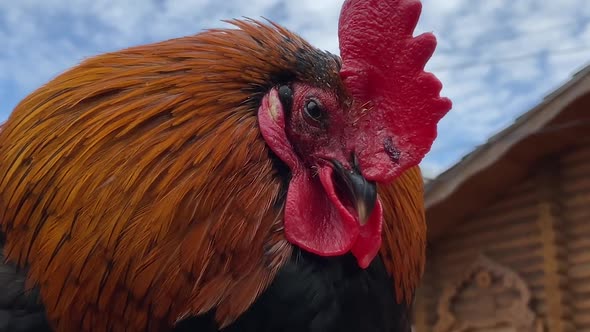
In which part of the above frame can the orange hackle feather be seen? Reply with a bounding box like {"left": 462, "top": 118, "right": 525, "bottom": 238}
{"left": 378, "top": 166, "right": 426, "bottom": 305}
{"left": 0, "top": 19, "right": 426, "bottom": 331}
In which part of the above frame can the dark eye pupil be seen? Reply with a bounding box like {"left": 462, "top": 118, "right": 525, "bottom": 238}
{"left": 305, "top": 100, "right": 322, "bottom": 120}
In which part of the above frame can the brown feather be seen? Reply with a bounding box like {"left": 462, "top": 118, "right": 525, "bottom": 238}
{"left": 379, "top": 166, "right": 427, "bottom": 305}
{"left": 0, "top": 20, "right": 312, "bottom": 331}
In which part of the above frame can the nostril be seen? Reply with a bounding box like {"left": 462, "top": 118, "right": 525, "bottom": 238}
{"left": 351, "top": 152, "right": 361, "bottom": 172}
{"left": 384, "top": 137, "right": 401, "bottom": 163}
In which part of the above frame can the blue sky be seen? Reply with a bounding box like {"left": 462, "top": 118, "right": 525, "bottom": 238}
{"left": 1, "top": 0, "right": 589, "bottom": 177}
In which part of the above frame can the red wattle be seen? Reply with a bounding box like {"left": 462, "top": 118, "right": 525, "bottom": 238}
{"left": 284, "top": 167, "right": 357, "bottom": 256}
{"left": 351, "top": 200, "right": 383, "bottom": 269}
{"left": 283, "top": 165, "right": 383, "bottom": 267}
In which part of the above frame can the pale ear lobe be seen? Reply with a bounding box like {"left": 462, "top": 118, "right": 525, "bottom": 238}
{"left": 258, "top": 88, "right": 299, "bottom": 170}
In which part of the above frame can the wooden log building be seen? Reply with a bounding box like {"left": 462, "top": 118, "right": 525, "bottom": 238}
{"left": 414, "top": 64, "right": 590, "bottom": 332}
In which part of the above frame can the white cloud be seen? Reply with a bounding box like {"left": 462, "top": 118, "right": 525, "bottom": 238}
{"left": 0, "top": 0, "right": 589, "bottom": 177}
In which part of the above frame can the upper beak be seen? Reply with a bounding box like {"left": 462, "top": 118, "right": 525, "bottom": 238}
{"left": 330, "top": 159, "right": 377, "bottom": 225}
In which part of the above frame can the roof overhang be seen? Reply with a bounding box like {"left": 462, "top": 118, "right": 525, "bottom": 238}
{"left": 425, "top": 64, "right": 590, "bottom": 241}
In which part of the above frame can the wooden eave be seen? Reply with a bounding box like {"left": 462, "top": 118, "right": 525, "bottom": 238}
{"left": 425, "top": 64, "right": 590, "bottom": 241}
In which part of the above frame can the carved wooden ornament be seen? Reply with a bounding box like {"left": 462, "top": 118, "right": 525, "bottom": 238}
{"left": 433, "top": 255, "right": 543, "bottom": 332}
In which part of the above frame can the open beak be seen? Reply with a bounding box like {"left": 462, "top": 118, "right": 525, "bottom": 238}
{"left": 330, "top": 159, "right": 377, "bottom": 225}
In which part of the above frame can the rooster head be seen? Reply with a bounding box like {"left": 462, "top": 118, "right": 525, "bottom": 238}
{"left": 258, "top": 0, "right": 451, "bottom": 268}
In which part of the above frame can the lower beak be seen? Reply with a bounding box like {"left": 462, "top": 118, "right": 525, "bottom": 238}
{"left": 331, "top": 160, "right": 377, "bottom": 225}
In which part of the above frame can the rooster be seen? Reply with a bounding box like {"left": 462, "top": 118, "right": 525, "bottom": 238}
{"left": 0, "top": 0, "right": 451, "bottom": 331}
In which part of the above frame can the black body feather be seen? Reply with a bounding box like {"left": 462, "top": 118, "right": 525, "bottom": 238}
{"left": 0, "top": 238, "right": 51, "bottom": 332}
{"left": 175, "top": 248, "right": 411, "bottom": 332}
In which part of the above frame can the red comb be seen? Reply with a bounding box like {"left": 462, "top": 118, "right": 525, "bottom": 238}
{"left": 338, "top": 0, "right": 452, "bottom": 183}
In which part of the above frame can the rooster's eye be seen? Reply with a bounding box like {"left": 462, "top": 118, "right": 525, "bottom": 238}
{"left": 303, "top": 99, "right": 324, "bottom": 123}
